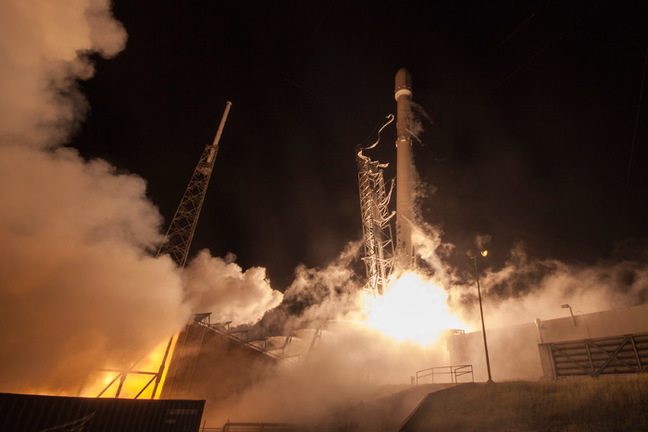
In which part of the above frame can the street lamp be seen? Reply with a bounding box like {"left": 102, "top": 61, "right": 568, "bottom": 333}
{"left": 561, "top": 304, "right": 577, "bottom": 326}
{"left": 467, "top": 249, "right": 493, "bottom": 383}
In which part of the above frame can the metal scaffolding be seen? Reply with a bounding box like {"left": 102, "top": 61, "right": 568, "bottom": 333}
{"left": 356, "top": 115, "right": 396, "bottom": 296}
{"left": 157, "top": 101, "right": 232, "bottom": 268}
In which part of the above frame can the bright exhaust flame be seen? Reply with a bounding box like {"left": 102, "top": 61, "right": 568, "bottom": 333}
{"left": 363, "top": 272, "right": 469, "bottom": 345}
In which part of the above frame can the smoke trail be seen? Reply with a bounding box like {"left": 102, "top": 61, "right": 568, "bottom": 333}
{"left": 0, "top": 0, "right": 193, "bottom": 394}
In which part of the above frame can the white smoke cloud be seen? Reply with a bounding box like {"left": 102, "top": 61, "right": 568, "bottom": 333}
{"left": 183, "top": 250, "right": 283, "bottom": 326}
{"left": 0, "top": 0, "right": 193, "bottom": 394}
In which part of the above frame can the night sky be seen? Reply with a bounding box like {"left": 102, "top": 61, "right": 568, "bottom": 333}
{"left": 70, "top": 0, "right": 648, "bottom": 290}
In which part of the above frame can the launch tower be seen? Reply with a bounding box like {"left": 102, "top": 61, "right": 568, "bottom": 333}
{"left": 356, "top": 115, "right": 396, "bottom": 296}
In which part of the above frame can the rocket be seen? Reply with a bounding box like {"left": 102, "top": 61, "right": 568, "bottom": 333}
{"left": 395, "top": 68, "right": 416, "bottom": 271}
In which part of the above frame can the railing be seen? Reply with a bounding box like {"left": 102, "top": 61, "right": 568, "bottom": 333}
{"left": 191, "top": 315, "right": 288, "bottom": 362}
{"left": 415, "top": 364, "right": 474, "bottom": 385}
{"left": 216, "top": 422, "right": 299, "bottom": 432}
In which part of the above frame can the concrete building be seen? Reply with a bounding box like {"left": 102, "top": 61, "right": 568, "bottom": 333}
{"left": 448, "top": 303, "right": 648, "bottom": 381}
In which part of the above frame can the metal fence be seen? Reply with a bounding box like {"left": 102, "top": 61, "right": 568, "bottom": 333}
{"left": 212, "top": 422, "right": 300, "bottom": 432}
{"left": 415, "top": 364, "right": 474, "bottom": 385}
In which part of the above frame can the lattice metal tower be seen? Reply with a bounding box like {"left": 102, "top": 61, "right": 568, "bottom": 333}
{"left": 157, "top": 101, "right": 232, "bottom": 267}
{"left": 98, "top": 101, "right": 232, "bottom": 399}
{"left": 150, "top": 101, "right": 232, "bottom": 397}
{"left": 357, "top": 115, "right": 396, "bottom": 296}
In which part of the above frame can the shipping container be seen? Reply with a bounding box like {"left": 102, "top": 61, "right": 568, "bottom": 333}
{"left": 0, "top": 392, "right": 204, "bottom": 432}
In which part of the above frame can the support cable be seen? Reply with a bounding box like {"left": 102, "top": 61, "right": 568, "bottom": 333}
{"left": 480, "top": 0, "right": 604, "bottom": 100}
{"left": 623, "top": 43, "right": 648, "bottom": 201}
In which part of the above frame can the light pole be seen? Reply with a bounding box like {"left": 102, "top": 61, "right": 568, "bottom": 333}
{"left": 467, "top": 249, "right": 493, "bottom": 383}
{"left": 561, "top": 304, "right": 577, "bottom": 326}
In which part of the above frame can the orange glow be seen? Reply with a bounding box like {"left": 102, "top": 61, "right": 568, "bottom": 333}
{"left": 80, "top": 336, "right": 177, "bottom": 399}
{"left": 363, "top": 272, "right": 469, "bottom": 345}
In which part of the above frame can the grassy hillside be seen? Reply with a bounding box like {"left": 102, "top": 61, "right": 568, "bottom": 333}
{"left": 401, "top": 375, "right": 648, "bottom": 431}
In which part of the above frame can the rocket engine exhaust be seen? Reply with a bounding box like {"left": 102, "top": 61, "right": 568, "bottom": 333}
{"left": 395, "top": 68, "right": 416, "bottom": 271}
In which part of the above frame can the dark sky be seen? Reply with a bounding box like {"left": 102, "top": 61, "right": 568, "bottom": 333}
{"left": 70, "top": 0, "right": 648, "bottom": 290}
